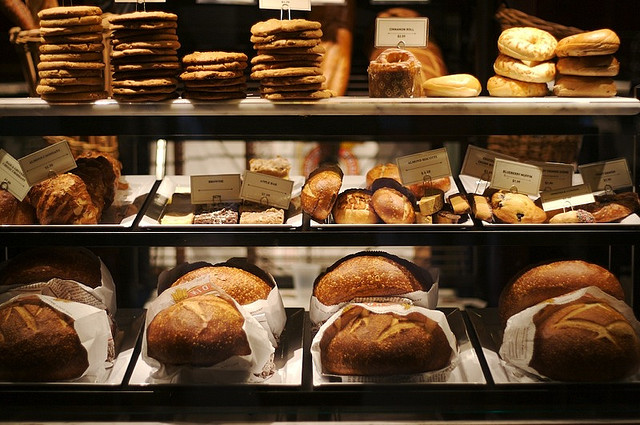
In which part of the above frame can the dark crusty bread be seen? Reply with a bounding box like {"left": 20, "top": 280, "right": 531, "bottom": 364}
{"left": 313, "top": 251, "right": 433, "bottom": 305}
{"left": 498, "top": 260, "right": 625, "bottom": 327}
{"left": 0, "top": 247, "right": 102, "bottom": 288}
{"left": 0, "top": 190, "right": 36, "bottom": 225}
{"left": 0, "top": 295, "right": 89, "bottom": 381}
{"left": 301, "top": 164, "right": 343, "bottom": 222}
{"left": 146, "top": 293, "right": 251, "bottom": 366}
{"left": 530, "top": 295, "right": 640, "bottom": 381}
{"left": 71, "top": 152, "right": 120, "bottom": 215}
{"left": 320, "top": 305, "right": 452, "bottom": 375}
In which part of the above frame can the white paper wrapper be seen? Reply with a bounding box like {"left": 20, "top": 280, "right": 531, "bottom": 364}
{"left": 141, "top": 282, "right": 275, "bottom": 384}
{"left": 0, "top": 294, "right": 112, "bottom": 382}
{"left": 499, "top": 286, "right": 640, "bottom": 381}
{"left": 310, "top": 302, "right": 458, "bottom": 383}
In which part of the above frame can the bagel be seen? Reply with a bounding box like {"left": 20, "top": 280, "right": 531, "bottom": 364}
{"left": 497, "top": 27, "right": 557, "bottom": 62}
{"left": 555, "top": 29, "right": 620, "bottom": 57}
{"left": 493, "top": 54, "right": 555, "bottom": 83}
{"left": 422, "top": 73, "right": 481, "bottom": 97}
{"left": 556, "top": 55, "right": 619, "bottom": 77}
{"left": 487, "top": 75, "right": 548, "bottom": 97}
{"left": 553, "top": 75, "right": 616, "bottom": 97}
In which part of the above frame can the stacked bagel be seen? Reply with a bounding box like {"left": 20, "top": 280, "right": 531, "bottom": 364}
{"left": 488, "top": 27, "right": 557, "bottom": 97}
{"left": 553, "top": 29, "right": 620, "bottom": 97}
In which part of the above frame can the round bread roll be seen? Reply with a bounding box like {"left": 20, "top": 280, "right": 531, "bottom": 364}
{"left": 319, "top": 305, "right": 452, "bottom": 375}
{"left": 0, "top": 295, "right": 89, "bottom": 381}
{"left": 493, "top": 54, "right": 556, "bottom": 83}
{"left": 313, "top": 251, "right": 433, "bottom": 306}
{"left": 487, "top": 75, "right": 548, "bottom": 97}
{"left": 497, "top": 27, "right": 557, "bottom": 62}
{"left": 301, "top": 165, "right": 343, "bottom": 222}
{"left": 555, "top": 29, "right": 620, "bottom": 57}
{"left": 368, "top": 48, "right": 422, "bottom": 98}
{"left": 553, "top": 75, "right": 616, "bottom": 97}
{"left": 365, "top": 163, "right": 401, "bottom": 189}
{"left": 530, "top": 296, "right": 640, "bottom": 381}
{"left": 422, "top": 73, "right": 481, "bottom": 97}
{"left": 556, "top": 55, "right": 620, "bottom": 77}
{"left": 170, "top": 265, "right": 272, "bottom": 305}
{"left": 498, "top": 260, "right": 626, "bottom": 326}
{"left": 332, "top": 189, "right": 379, "bottom": 224}
{"left": 371, "top": 178, "right": 416, "bottom": 224}
{"left": 490, "top": 191, "right": 547, "bottom": 224}
{"left": 146, "top": 293, "right": 251, "bottom": 367}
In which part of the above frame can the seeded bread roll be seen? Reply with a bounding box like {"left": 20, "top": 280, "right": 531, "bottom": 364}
{"left": 498, "top": 260, "right": 625, "bottom": 327}
{"left": 301, "top": 165, "right": 343, "bottom": 222}
{"left": 320, "top": 305, "right": 452, "bottom": 375}
{"left": 313, "top": 251, "right": 433, "bottom": 306}
{"left": 530, "top": 295, "right": 640, "bottom": 381}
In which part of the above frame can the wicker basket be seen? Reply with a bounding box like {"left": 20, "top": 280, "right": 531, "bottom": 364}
{"left": 495, "top": 3, "right": 584, "bottom": 40}
{"left": 44, "top": 135, "right": 119, "bottom": 159}
{"left": 487, "top": 135, "right": 582, "bottom": 165}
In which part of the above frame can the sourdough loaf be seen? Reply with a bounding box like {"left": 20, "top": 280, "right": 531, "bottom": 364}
{"left": 301, "top": 164, "right": 343, "bottom": 222}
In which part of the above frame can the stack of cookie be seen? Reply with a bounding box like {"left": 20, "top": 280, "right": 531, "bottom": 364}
{"left": 180, "top": 51, "right": 248, "bottom": 101}
{"left": 108, "top": 11, "right": 181, "bottom": 102}
{"left": 249, "top": 18, "right": 333, "bottom": 101}
{"left": 36, "top": 6, "right": 107, "bottom": 103}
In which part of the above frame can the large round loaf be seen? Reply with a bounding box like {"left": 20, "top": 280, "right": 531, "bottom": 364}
{"left": 301, "top": 165, "right": 343, "bottom": 222}
{"left": 320, "top": 305, "right": 452, "bottom": 375}
{"left": 530, "top": 296, "right": 640, "bottom": 381}
{"left": 313, "top": 251, "right": 433, "bottom": 305}
{"left": 371, "top": 178, "right": 416, "bottom": 224}
{"left": 499, "top": 260, "right": 625, "bottom": 326}
{"left": 332, "top": 189, "right": 379, "bottom": 224}
{"left": 0, "top": 295, "right": 89, "bottom": 381}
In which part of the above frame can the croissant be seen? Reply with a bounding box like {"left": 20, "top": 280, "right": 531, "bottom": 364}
{"left": 27, "top": 173, "right": 99, "bottom": 224}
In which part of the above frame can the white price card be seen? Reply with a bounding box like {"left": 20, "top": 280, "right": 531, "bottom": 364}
{"left": 490, "top": 158, "right": 542, "bottom": 196}
{"left": 0, "top": 150, "right": 30, "bottom": 201}
{"left": 240, "top": 171, "right": 294, "bottom": 209}
{"left": 18, "top": 141, "right": 77, "bottom": 187}
{"left": 396, "top": 148, "right": 451, "bottom": 186}
{"left": 190, "top": 174, "right": 241, "bottom": 205}
{"left": 259, "top": 0, "right": 311, "bottom": 11}
{"left": 460, "top": 145, "right": 518, "bottom": 180}
{"left": 540, "top": 184, "right": 595, "bottom": 212}
{"left": 527, "top": 161, "right": 574, "bottom": 191}
{"left": 374, "top": 17, "right": 428, "bottom": 48}
{"left": 578, "top": 158, "right": 633, "bottom": 191}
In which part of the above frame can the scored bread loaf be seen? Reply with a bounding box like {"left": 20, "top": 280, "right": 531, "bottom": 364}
{"left": 498, "top": 260, "right": 625, "bottom": 326}
{"left": 301, "top": 164, "right": 343, "bottom": 222}
{"left": 319, "top": 305, "right": 452, "bottom": 375}
{"left": 313, "top": 251, "right": 433, "bottom": 305}
{"left": 530, "top": 295, "right": 640, "bottom": 381}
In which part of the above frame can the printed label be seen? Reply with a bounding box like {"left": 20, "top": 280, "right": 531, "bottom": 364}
{"left": 240, "top": 171, "right": 293, "bottom": 209}
{"left": 375, "top": 17, "right": 428, "bottom": 48}
{"left": 540, "top": 184, "right": 595, "bottom": 212}
{"left": 18, "top": 141, "right": 76, "bottom": 187}
{"left": 578, "top": 158, "right": 633, "bottom": 191}
{"left": 190, "top": 174, "right": 241, "bottom": 204}
{"left": 0, "top": 149, "right": 30, "bottom": 201}
{"left": 527, "top": 160, "right": 574, "bottom": 191}
{"left": 490, "top": 158, "right": 542, "bottom": 196}
{"left": 461, "top": 145, "right": 518, "bottom": 180}
{"left": 396, "top": 148, "right": 451, "bottom": 186}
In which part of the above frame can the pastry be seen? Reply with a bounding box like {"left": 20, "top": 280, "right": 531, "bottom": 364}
{"left": 332, "top": 189, "right": 378, "bottom": 224}
{"left": 490, "top": 191, "right": 546, "bottom": 223}
{"left": 368, "top": 48, "right": 422, "bottom": 98}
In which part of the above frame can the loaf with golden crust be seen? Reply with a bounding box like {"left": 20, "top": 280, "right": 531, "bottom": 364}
{"left": 320, "top": 305, "right": 452, "bottom": 375}
{"left": 498, "top": 260, "right": 625, "bottom": 326}
{"left": 530, "top": 295, "right": 640, "bottom": 381}
{"left": 27, "top": 173, "right": 99, "bottom": 224}
{"left": 371, "top": 178, "right": 416, "bottom": 224}
{"left": 313, "top": 251, "right": 433, "bottom": 305}
{"left": 301, "top": 165, "right": 343, "bottom": 222}
{"left": 332, "top": 188, "right": 378, "bottom": 224}
{"left": 0, "top": 295, "right": 89, "bottom": 381}
{"left": 146, "top": 294, "right": 251, "bottom": 367}
{"left": 0, "top": 190, "right": 36, "bottom": 224}
{"left": 365, "top": 163, "right": 401, "bottom": 189}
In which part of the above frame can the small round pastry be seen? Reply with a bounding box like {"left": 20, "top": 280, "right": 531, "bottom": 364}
{"left": 490, "top": 191, "right": 547, "bottom": 223}
{"left": 332, "top": 189, "right": 379, "bottom": 224}
{"left": 371, "top": 178, "right": 416, "bottom": 224}
{"left": 556, "top": 55, "right": 620, "bottom": 77}
{"left": 368, "top": 48, "right": 422, "bottom": 98}
{"left": 301, "top": 165, "right": 344, "bottom": 222}
{"left": 493, "top": 54, "right": 556, "bottom": 83}
{"left": 497, "top": 27, "right": 557, "bottom": 62}
{"left": 549, "top": 209, "right": 595, "bottom": 224}
{"left": 487, "top": 75, "right": 548, "bottom": 97}
{"left": 365, "top": 163, "right": 401, "bottom": 190}
{"left": 555, "top": 29, "right": 620, "bottom": 57}
{"left": 422, "top": 73, "right": 481, "bottom": 97}
{"left": 553, "top": 75, "right": 616, "bottom": 97}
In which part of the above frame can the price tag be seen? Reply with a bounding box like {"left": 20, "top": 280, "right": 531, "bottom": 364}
{"left": 490, "top": 158, "right": 543, "bottom": 196}
{"left": 396, "top": 148, "right": 451, "bottom": 186}
{"left": 527, "top": 161, "right": 574, "bottom": 191}
{"left": 540, "top": 184, "right": 596, "bottom": 212}
{"left": 240, "top": 171, "right": 293, "bottom": 209}
{"left": 190, "top": 174, "right": 241, "bottom": 205}
{"left": 259, "top": 0, "right": 311, "bottom": 11}
{"left": 18, "top": 141, "right": 77, "bottom": 187}
{"left": 0, "top": 150, "right": 30, "bottom": 201}
{"left": 578, "top": 158, "right": 633, "bottom": 191}
{"left": 374, "top": 17, "right": 428, "bottom": 48}
{"left": 460, "top": 145, "right": 518, "bottom": 180}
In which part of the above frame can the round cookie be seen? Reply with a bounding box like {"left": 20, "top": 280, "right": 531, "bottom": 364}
{"left": 39, "top": 69, "right": 103, "bottom": 79}
{"left": 260, "top": 83, "right": 323, "bottom": 93}
{"left": 260, "top": 75, "right": 326, "bottom": 86}
{"left": 253, "top": 38, "right": 321, "bottom": 50}
{"left": 261, "top": 89, "right": 333, "bottom": 100}
{"left": 256, "top": 45, "right": 325, "bottom": 56}
{"left": 37, "top": 84, "right": 105, "bottom": 94}
{"left": 39, "top": 43, "right": 105, "bottom": 53}
{"left": 184, "top": 62, "right": 248, "bottom": 72}
{"left": 38, "top": 60, "right": 105, "bottom": 70}
{"left": 183, "top": 91, "right": 246, "bottom": 100}
{"left": 113, "top": 40, "right": 181, "bottom": 51}
{"left": 182, "top": 76, "right": 246, "bottom": 87}
{"left": 183, "top": 83, "right": 246, "bottom": 93}
{"left": 251, "top": 61, "right": 322, "bottom": 71}
{"left": 39, "top": 24, "right": 105, "bottom": 36}
{"left": 40, "top": 91, "right": 108, "bottom": 102}
{"left": 112, "top": 77, "right": 179, "bottom": 88}
{"left": 250, "top": 19, "right": 322, "bottom": 37}
{"left": 250, "top": 29, "right": 323, "bottom": 44}
{"left": 111, "top": 62, "right": 181, "bottom": 72}
{"left": 251, "top": 53, "right": 322, "bottom": 64}
{"left": 39, "top": 77, "right": 104, "bottom": 86}
{"left": 42, "top": 33, "right": 104, "bottom": 44}
{"left": 110, "top": 21, "right": 178, "bottom": 31}
{"left": 111, "top": 48, "right": 178, "bottom": 59}
{"left": 181, "top": 70, "right": 245, "bottom": 80}
{"left": 39, "top": 15, "right": 103, "bottom": 27}
{"left": 109, "top": 28, "right": 177, "bottom": 40}
{"left": 39, "top": 52, "right": 103, "bottom": 62}
{"left": 38, "top": 6, "right": 102, "bottom": 20}
{"left": 112, "top": 92, "right": 179, "bottom": 102}
{"left": 182, "top": 51, "right": 248, "bottom": 65}
{"left": 109, "top": 11, "right": 178, "bottom": 24}
{"left": 112, "top": 68, "right": 181, "bottom": 80}
{"left": 112, "top": 85, "right": 177, "bottom": 95}
{"left": 110, "top": 55, "right": 179, "bottom": 65}
{"left": 250, "top": 66, "right": 323, "bottom": 80}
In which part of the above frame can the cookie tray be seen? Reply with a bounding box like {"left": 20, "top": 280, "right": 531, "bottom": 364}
{"left": 127, "top": 307, "right": 305, "bottom": 386}
{"left": 312, "top": 307, "right": 487, "bottom": 386}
